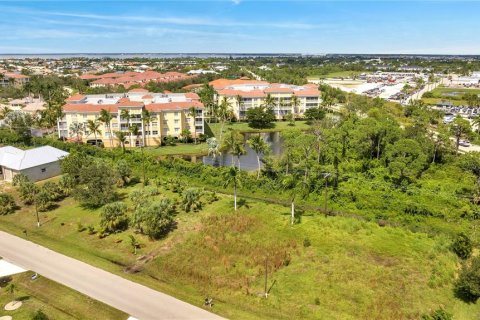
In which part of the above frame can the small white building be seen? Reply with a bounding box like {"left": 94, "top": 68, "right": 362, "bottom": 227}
{"left": 0, "top": 146, "right": 69, "bottom": 182}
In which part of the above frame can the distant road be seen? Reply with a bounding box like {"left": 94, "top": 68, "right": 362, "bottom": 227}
{"left": 0, "top": 231, "right": 224, "bottom": 320}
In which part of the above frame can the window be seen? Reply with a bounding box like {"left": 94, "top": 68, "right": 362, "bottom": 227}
{"left": 41, "top": 168, "right": 46, "bottom": 173}
{"left": 174, "top": 112, "right": 179, "bottom": 117}
{"left": 163, "top": 120, "right": 168, "bottom": 124}
{"left": 152, "top": 130, "right": 158, "bottom": 135}
{"left": 174, "top": 119, "right": 179, "bottom": 124}
{"left": 174, "top": 128, "right": 179, "bottom": 133}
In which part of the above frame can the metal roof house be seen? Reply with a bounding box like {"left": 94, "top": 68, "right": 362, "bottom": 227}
{"left": 0, "top": 146, "right": 69, "bottom": 182}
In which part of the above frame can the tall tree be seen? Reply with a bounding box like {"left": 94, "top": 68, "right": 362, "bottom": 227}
{"left": 120, "top": 109, "right": 132, "bottom": 147}
{"left": 222, "top": 129, "right": 246, "bottom": 168}
{"left": 99, "top": 109, "right": 114, "bottom": 148}
{"left": 450, "top": 117, "right": 472, "bottom": 154}
{"left": 114, "top": 131, "right": 128, "bottom": 153}
{"left": 86, "top": 119, "right": 102, "bottom": 146}
{"left": 247, "top": 134, "right": 270, "bottom": 179}
{"left": 69, "top": 122, "right": 84, "bottom": 143}
{"left": 222, "top": 166, "right": 242, "bottom": 211}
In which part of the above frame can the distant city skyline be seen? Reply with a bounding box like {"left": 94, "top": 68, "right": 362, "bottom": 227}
{"left": 1, "top": 1, "right": 479, "bottom": 54}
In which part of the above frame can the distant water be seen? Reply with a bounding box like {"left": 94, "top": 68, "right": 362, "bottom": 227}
{"left": 0, "top": 53, "right": 305, "bottom": 60}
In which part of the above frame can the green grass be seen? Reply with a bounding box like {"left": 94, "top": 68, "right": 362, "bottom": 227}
{"left": 421, "top": 98, "right": 469, "bottom": 106}
{"left": 307, "top": 71, "right": 367, "bottom": 80}
{"left": 1, "top": 183, "right": 478, "bottom": 319}
{"left": 0, "top": 271, "right": 127, "bottom": 320}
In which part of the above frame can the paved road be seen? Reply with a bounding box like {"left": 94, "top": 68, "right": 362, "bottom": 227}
{"left": 0, "top": 231, "right": 224, "bottom": 320}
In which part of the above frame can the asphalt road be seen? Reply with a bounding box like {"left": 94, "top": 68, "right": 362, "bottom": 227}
{"left": 0, "top": 231, "right": 224, "bottom": 320}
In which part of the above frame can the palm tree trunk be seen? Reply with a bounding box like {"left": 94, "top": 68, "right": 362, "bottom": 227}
{"left": 109, "top": 123, "right": 113, "bottom": 148}
{"left": 291, "top": 201, "right": 295, "bottom": 225}
{"left": 234, "top": 184, "right": 237, "bottom": 211}
{"left": 257, "top": 155, "right": 261, "bottom": 179}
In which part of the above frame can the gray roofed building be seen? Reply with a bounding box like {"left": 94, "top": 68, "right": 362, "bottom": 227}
{"left": 0, "top": 145, "right": 69, "bottom": 182}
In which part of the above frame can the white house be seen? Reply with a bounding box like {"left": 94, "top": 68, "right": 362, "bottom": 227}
{"left": 0, "top": 146, "right": 69, "bottom": 182}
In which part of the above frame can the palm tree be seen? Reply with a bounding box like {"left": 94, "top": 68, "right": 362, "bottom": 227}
{"left": 86, "top": 119, "right": 102, "bottom": 147}
{"left": 187, "top": 106, "right": 198, "bottom": 144}
{"left": 247, "top": 134, "right": 270, "bottom": 179}
{"left": 222, "top": 129, "right": 245, "bottom": 168}
{"left": 222, "top": 166, "right": 242, "bottom": 211}
{"left": 217, "top": 97, "right": 231, "bottom": 142}
{"left": 206, "top": 137, "right": 221, "bottom": 158}
{"left": 114, "top": 131, "right": 128, "bottom": 153}
{"left": 472, "top": 115, "right": 480, "bottom": 134}
{"left": 0, "top": 106, "right": 12, "bottom": 121}
{"left": 235, "top": 94, "right": 243, "bottom": 119}
{"left": 264, "top": 93, "right": 276, "bottom": 118}
{"left": 291, "top": 94, "right": 300, "bottom": 115}
{"left": 99, "top": 109, "right": 114, "bottom": 148}
{"left": 130, "top": 124, "right": 141, "bottom": 147}
{"left": 142, "top": 110, "right": 152, "bottom": 147}
{"left": 180, "top": 128, "right": 191, "bottom": 143}
{"left": 120, "top": 109, "right": 132, "bottom": 147}
{"left": 282, "top": 174, "right": 309, "bottom": 225}
{"left": 69, "top": 122, "right": 84, "bottom": 143}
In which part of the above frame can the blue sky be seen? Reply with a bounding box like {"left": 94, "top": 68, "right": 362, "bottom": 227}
{"left": 0, "top": 1, "right": 479, "bottom": 54}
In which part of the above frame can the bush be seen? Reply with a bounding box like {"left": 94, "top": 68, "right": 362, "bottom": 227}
{"left": 452, "top": 233, "right": 473, "bottom": 260}
{"left": 12, "top": 173, "right": 29, "bottom": 187}
{"left": 454, "top": 257, "right": 480, "bottom": 302}
{"left": 42, "top": 182, "right": 64, "bottom": 202}
{"left": 181, "top": 188, "right": 203, "bottom": 212}
{"left": 421, "top": 308, "right": 452, "bottom": 320}
{"left": 303, "top": 238, "right": 311, "bottom": 247}
{"left": 32, "top": 309, "right": 49, "bottom": 320}
{"left": 18, "top": 181, "right": 38, "bottom": 205}
{"left": 100, "top": 202, "right": 129, "bottom": 234}
{"left": 0, "top": 193, "right": 16, "bottom": 215}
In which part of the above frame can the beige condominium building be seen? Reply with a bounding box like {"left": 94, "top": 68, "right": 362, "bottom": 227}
{"left": 210, "top": 79, "right": 321, "bottom": 119}
{"left": 58, "top": 88, "right": 204, "bottom": 147}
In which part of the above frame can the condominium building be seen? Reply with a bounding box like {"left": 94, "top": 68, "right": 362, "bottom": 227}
{"left": 80, "top": 71, "right": 196, "bottom": 89}
{"left": 58, "top": 89, "right": 204, "bottom": 148}
{"left": 210, "top": 79, "right": 321, "bottom": 119}
{"left": 0, "top": 71, "right": 30, "bottom": 87}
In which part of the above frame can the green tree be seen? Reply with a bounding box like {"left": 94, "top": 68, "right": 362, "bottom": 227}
{"left": 32, "top": 309, "right": 50, "bottom": 320}
{"left": 35, "top": 188, "right": 54, "bottom": 212}
{"left": 99, "top": 109, "right": 114, "bottom": 148}
{"left": 247, "top": 134, "right": 270, "bottom": 179}
{"left": 246, "top": 106, "right": 275, "bottom": 129}
{"left": 0, "top": 193, "right": 16, "bottom": 215}
{"left": 304, "top": 107, "right": 326, "bottom": 121}
{"left": 128, "top": 235, "right": 140, "bottom": 255}
{"left": 18, "top": 180, "right": 39, "bottom": 205}
{"left": 100, "top": 202, "right": 129, "bottom": 233}
{"left": 69, "top": 122, "right": 84, "bottom": 143}
{"left": 86, "top": 119, "right": 102, "bottom": 146}
{"left": 450, "top": 117, "right": 471, "bottom": 153}
{"left": 281, "top": 173, "right": 309, "bottom": 225}
{"left": 222, "top": 166, "right": 242, "bottom": 211}
{"left": 116, "top": 159, "right": 132, "bottom": 186}
{"left": 221, "top": 129, "right": 246, "bottom": 168}
{"left": 120, "top": 109, "right": 132, "bottom": 146}
{"left": 74, "top": 159, "right": 117, "bottom": 207}
{"left": 386, "top": 138, "right": 427, "bottom": 182}
{"left": 114, "top": 131, "right": 128, "bottom": 153}
{"left": 180, "top": 128, "right": 191, "bottom": 143}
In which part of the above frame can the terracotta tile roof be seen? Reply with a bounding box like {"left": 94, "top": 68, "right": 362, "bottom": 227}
{"left": 66, "top": 94, "right": 87, "bottom": 101}
{"left": 3, "top": 73, "right": 29, "bottom": 79}
{"left": 293, "top": 89, "right": 320, "bottom": 97}
{"left": 117, "top": 97, "right": 131, "bottom": 103}
{"left": 79, "top": 74, "right": 99, "bottom": 80}
{"left": 218, "top": 89, "right": 266, "bottom": 97}
{"left": 209, "top": 79, "right": 269, "bottom": 90}
{"left": 142, "top": 95, "right": 154, "bottom": 99}
{"left": 146, "top": 101, "right": 204, "bottom": 112}
{"left": 185, "top": 92, "right": 200, "bottom": 100}
{"left": 264, "top": 87, "right": 294, "bottom": 93}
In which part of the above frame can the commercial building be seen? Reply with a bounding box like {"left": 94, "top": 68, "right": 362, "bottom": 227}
{"left": 210, "top": 79, "right": 321, "bottom": 119}
{"left": 58, "top": 89, "right": 204, "bottom": 148}
{"left": 0, "top": 146, "right": 69, "bottom": 182}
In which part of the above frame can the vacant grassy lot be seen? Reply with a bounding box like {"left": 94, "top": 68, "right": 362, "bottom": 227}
{"left": 0, "top": 271, "right": 127, "bottom": 320}
{"left": 1, "top": 183, "right": 478, "bottom": 319}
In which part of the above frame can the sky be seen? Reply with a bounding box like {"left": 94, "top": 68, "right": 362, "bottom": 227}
{"left": 0, "top": 1, "right": 479, "bottom": 54}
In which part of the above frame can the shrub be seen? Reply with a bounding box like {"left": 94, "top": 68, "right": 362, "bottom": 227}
{"left": 12, "top": 173, "right": 29, "bottom": 187}
{"left": 144, "top": 186, "right": 159, "bottom": 196}
{"left": 303, "top": 238, "right": 311, "bottom": 248}
{"left": 32, "top": 309, "right": 49, "bottom": 320}
{"left": 42, "top": 182, "right": 64, "bottom": 202}
{"left": 100, "top": 202, "right": 129, "bottom": 234}
{"left": 77, "top": 222, "right": 85, "bottom": 232}
{"left": 0, "top": 193, "right": 16, "bottom": 215}
{"left": 314, "top": 297, "right": 320, "bottom": 305}
{"left": 87, "top": 225, "right": 95, "bottom": 235}
{"left": 454, "top": 257, "right": 480, "bottom": 302}
{"left": 181, "top": 188, "right": 203, "bottom": 212}
{"left": 421, "top": 308, "right": 452, "bottom": 320}
{"left": 452, "top": 233, "right": 473, "bottom": 260}
{"left": 132, "top": 199, "right": 175, "bottom": 239}
{"left": 18, "top": 181, "right": 38, "bottom": 205}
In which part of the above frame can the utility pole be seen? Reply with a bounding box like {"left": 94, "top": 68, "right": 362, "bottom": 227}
{"left": 264, "top": 257, "right": 268, "bottom": 298}
{"left": 35, "top": 197, "right": 40, "bottom": 227}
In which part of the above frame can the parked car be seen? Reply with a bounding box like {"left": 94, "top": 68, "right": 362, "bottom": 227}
{"left": 459, "top": 140, "right": 471, "bottom": 147}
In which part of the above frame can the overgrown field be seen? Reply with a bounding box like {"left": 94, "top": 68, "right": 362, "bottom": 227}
{"left": 1, "top": 183, "right": 478, "bottom": 319}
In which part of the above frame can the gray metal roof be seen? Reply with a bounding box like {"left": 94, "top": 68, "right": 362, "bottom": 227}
{"left": 0, "top": 146, "right": 69, "bottom": 171}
